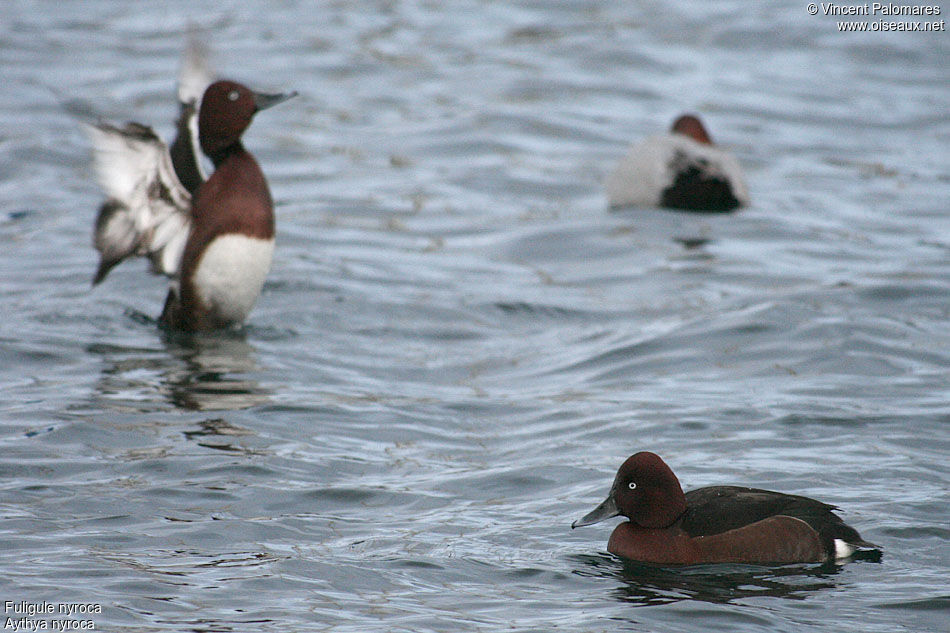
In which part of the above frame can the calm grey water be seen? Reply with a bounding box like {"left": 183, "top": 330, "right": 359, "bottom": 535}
{"left": 1, "top": 1, "right": 948, "bottom": 631}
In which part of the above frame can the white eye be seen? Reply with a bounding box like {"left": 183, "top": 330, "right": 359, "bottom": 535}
{"left": 228, "top": 90, "right": 240, "bottom": 101}
{"left": 628, "top": 482, "right": 637, "bottom": 490}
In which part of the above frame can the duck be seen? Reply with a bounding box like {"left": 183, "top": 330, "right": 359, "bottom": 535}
{"left": 572, "top": 452, "right": 879, "bottom": 565}
{"left": 605, "top": 114, "right": 748, "bottom": 212}
{"left": 85, "top": 39, "right": 295, "bottom": 331}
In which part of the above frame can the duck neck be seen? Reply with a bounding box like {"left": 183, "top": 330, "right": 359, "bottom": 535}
{"left": 645, "top": 487, "right": 687, "bottom": 528}
{"left": 207, "top": 140, "right": 246, "bottom": 168}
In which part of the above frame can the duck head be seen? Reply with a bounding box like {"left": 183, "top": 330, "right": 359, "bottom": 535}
{"left": 671, "top": 114, "right": 713, "bottom": 145}
{"left": 572, "top": 452, "right": 687, "bottom": 530}
{"left": 198, "top": 80, "right": 296, "bottom": 160}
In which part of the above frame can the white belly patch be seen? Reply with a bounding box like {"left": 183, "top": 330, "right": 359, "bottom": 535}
{"left": 192, "top": 234, "right": 275, "bottom": 324}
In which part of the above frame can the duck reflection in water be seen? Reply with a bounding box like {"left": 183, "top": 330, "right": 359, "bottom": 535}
{"left": 572, "top": 553, "right": 872, "bottom": 607}
{"left": 89, "top": 327, "right": 271, "bottom": 413}
{"left": 161, "top": 329, "right": 272, "bottom": 411}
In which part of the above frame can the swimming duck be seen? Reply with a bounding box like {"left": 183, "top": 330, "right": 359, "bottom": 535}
{"left": 606, "top": 114, "right": 748, "bottom": 212}
{"left": 573, "top": 452, "right": 879, "bottom": 564}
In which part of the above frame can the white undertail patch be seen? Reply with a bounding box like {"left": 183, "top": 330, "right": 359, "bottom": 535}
{"left": 834, "top": 539, "right": 856, "bottom": 559}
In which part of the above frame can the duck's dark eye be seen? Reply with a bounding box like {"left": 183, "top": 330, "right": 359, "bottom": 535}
{"left": 627, "top": 482, "right": 637, "bottom": 490}
{"left": 228, "top": 90, "right": 240, "bottom": 102}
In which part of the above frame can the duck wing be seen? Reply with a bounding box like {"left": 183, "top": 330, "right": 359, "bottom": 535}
{"left": 680, "top": 486, "right": 840, "bottom": 537}
{"left": 682, "top": 485, "right": 877, "bottom": 556}
{"left": 86, "top": 121, "right": 192, "bottom": 284}
{"left": 168, "top": 34, "right": 214, "bottom": 194}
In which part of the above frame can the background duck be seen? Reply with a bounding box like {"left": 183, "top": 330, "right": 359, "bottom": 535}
{"left": 606, "top": 114, "right": 749, "bottom": 212}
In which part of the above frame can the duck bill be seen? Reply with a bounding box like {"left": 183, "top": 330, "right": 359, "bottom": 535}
{"left": 253, "top": 90, "right": 298, "bottom": 112}
{"left": 571, "top": 494, "right": 619, "bottom": 529}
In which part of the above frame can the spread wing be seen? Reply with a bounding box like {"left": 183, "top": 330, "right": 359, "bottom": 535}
{"left": 169, "top": 33, "right": 215, "bottom": 194}
{"left": 86, "top": 121, "right": 192, "bottom": 284}
{"left": 84, "top": 33, "right": 215, "bottom": 285}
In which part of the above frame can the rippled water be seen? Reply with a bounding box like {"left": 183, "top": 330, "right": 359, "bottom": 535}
{"left": 2, "top": 1, "right": 948, "bottom": 631}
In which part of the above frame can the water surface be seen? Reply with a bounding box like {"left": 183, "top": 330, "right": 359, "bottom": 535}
{"left": 1, "top": 1, "right": 948, "bottom": 631}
